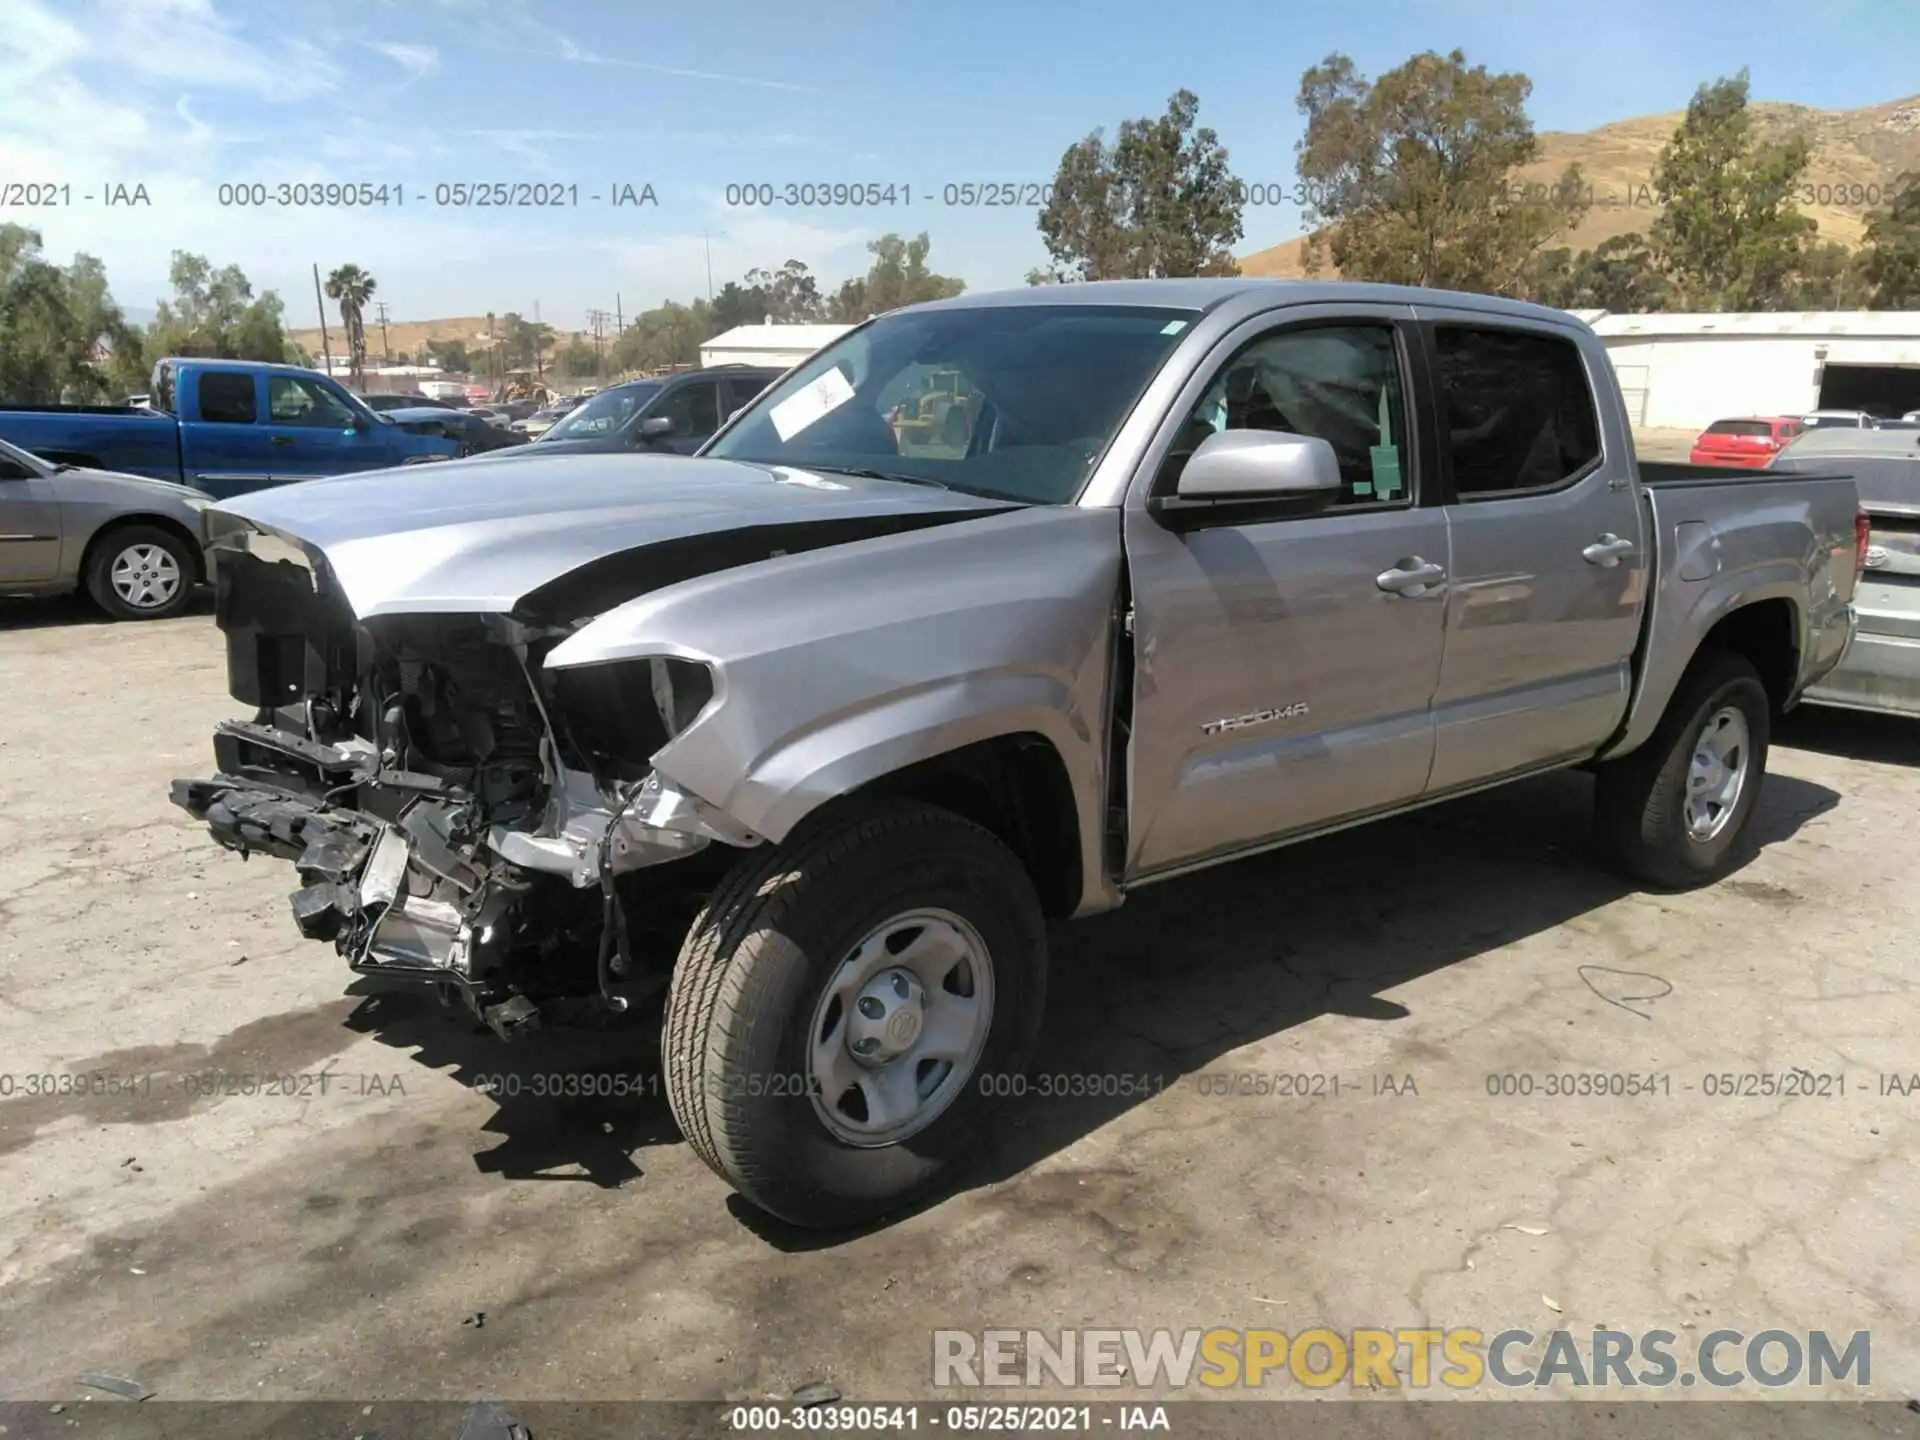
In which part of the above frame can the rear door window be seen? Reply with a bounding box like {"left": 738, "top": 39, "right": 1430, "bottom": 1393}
{"left": 197, "top": 371, "right": 258, "bottom": 424}
{"left": 724, "top": 375, "right": 773, "bottom": 413}
{"left": 656, "top": 381, "right": 721, "bottom": 438}
{"left": 1435, "top": 327, "right": 1601, "bottom": 498}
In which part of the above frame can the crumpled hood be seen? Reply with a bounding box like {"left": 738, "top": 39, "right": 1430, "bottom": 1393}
{"left": 210, "top": 451, "right": 1013, "bottom": 618}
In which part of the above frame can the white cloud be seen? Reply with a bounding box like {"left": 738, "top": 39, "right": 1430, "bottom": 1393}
{"left": 367, "top": 40, "right": 440, "bottom": 79}
{"left": 537, "top": 31, "right": 821, "bottom": 95}
{"left": 588, "top": 214, "right": 875, "bottom": 305}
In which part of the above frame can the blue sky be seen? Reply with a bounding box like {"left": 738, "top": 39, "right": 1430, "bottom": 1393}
{"left": 3, "top": 0, "right": 1916, "bottom": 334}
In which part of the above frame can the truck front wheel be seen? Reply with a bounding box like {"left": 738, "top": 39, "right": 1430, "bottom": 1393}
{"left": 663, "top": 798, "right": 1047, "bottom": 1228}
{"left": 1593, "top": 650, "right": 1771, "bottom": 888}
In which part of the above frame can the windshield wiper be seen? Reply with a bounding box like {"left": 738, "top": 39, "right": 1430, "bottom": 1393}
{"left": 788, "top": 464, "right": 951, "bottom": 491}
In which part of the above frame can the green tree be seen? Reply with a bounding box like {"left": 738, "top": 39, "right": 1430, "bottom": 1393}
{"left": 495, "top": 313, "right": 556, "bottom": 375}
{"left": 611, "top": 300, "right": 713, "bottom": 373}
{"left": 323, "top": 264, "right": 376, "bottom": 387}
{"left": 1031, "top": 89, "right": 1243, "bottom": 283}
{"left": 1785, "top": 239, "right": 1874, "bottom": 309}
{"left": 1294, "top": 49, "right": 1587, "bottom": 294}
{"left": 745, "top": 261, "right": 823, "bottom": 322}
{"left": 146, "top": 251, "right": 294, "bottom": 363}
{"left": 709, "top": 280, "right": 768, "bottom": 332}
{"left": 1522, "top": 232, "right": 1672, "bottom": 312}
{"left": 1860, "top": 175, "right": 1920, "bottom": 308}
{"left": 556, "top": 337, "right": 599, "bottom": 377}
{"left": 1647, "top": 71, "right": 1815, "bottom": 310}
{"left": 425, "top": 338, "right": 470, "bottom": 372}
{"left": 846, "top": 232, "right": 964, "bottom": 318}
{"left": 0, "top": 225, "right": 145, "bottom": 401}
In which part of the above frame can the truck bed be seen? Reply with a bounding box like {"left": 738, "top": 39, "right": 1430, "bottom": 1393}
{"left": 1605, "top": 465, "right": 1860, "bottom": 760}
{"left": 1640, "top": 460, "right": 1856, "bottom": 488}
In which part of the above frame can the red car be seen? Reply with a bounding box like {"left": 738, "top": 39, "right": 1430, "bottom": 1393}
{"left": 1689, "top": 416, "right": 1802, "bottom": 468}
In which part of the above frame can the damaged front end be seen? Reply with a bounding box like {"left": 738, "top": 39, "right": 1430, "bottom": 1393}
{"left": 171, "top": 525, "right": 760, "bottom": 1039}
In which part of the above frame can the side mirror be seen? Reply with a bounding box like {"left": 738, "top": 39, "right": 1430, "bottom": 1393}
{"left": 1149, "top": 430, "right": 1345, "bottom": 529}
{"left": 637, "top": 416, "right": 674, "bottom": 439}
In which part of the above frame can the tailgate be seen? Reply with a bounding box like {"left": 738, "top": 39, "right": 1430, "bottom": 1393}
{"left": 1858, "top": 510, "right": 1920, "bottom": 642}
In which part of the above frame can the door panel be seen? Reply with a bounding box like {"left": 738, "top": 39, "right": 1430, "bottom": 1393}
{"left": 1120, "top": 308, "right": 1446, "bottom": 879}
{"left": 263, "top": 374, "right": 388, "bottom": 480}
{"left": 0, "top": 472, "right": 62, "bottom": 583}
{"left": 180, "top": 371, "right": 278, "bottom": 499}
{"left": 1423, "top": 319, "right": 1646, "bottom": 791}
{"left": 1124, "top": 506, "right": 1450, "bottom": 875}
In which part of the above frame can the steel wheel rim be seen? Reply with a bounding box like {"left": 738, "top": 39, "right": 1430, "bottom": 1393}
{"left": 806, "top": 907, "right": 995, "bottom": 1148}
{"left": 109, "top": 543, "right": 182, "bottom": 609}
{"left": 1685, "top": 705, "right": 1750, "bottom": 843}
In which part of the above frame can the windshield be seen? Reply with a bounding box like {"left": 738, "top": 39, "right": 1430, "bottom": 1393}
{"left": 705, "top": 304, "right": 1201, "bottom": 503}
{"left": 541, "top": 383, "right": 660, "bottom": 442}
{"left": 0, "top": 435, "right": 48, "bottom": 474}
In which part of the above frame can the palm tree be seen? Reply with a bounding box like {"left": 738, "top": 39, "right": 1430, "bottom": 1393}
{"left": 323, "top": 264, "right": 376, "bottom": 388}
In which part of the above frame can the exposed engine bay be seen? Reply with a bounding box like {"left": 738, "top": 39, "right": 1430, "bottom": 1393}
{"left": 170, "top": 533, "right": 762, "bottom": 1039}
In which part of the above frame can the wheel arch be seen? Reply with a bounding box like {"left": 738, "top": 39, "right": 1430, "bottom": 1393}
{"left": 78, "top": 513, "right": 208, "bottom": 587}
{"left": 1602, "top": 578, "right": 1805, "bottom": 762}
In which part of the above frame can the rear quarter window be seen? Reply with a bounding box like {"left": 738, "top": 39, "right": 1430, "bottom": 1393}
{"left": 197, "top": 371, "right": 257, "bottom": 424}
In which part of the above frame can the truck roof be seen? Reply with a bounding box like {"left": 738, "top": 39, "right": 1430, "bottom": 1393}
{"left": 896, "top": 277, "right": 1583, "bottom": 328}
{"left": 155, "top": 356, "right": 338, "bottom": 377}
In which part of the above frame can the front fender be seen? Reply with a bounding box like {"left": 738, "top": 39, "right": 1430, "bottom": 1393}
{"left": 710, "top": 670, "right": 1097, "bottom": 842}
{"left": 542, "top": 505, "right": 1124, "bottom": 903}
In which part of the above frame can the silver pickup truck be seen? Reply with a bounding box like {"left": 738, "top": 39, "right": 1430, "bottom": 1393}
{"left": 171, "top": 280, "right": 1862, "bottom": 1228}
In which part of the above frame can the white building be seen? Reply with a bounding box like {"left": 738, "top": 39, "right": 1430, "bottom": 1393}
{"left": 1578, "top": 311, "right": 1920, "bottom": 430}
{"left": 700, "top": 323, "right": 852, "bottom": 370}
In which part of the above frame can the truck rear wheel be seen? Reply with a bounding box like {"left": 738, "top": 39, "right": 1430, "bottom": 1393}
{"left": 663, "top": 798, "right": 1047, "bottom": 1228}
{"left": 1593, "top": 650, "right": 1770, "bottom": 888}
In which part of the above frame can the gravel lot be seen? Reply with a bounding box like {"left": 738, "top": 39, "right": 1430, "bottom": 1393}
{"left": 1, "top": 594, "right": 1916, "bottom": 1416}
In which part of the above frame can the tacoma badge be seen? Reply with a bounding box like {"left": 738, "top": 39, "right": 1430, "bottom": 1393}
{"left": 1201, "top": 702, "right": 1309, "bottom": 736}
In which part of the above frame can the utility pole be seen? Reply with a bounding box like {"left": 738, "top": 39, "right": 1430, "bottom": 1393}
{"left": 704, "top": 233, "right": 714, "bottom": 301}
{"left": 615, "top": 293, "right": 623, "bottom": 335}
{"left": 586, "top": 308, "right": 611, "bottom": 380}
{"left": 311, "top": 264, "right": 334, "bottom": 377}
{"left": 373, "top": 300, "right": 392, "bottom": 365}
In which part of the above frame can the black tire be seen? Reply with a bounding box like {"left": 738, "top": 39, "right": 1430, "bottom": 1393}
{"left": 83, "top": 523, "right": 197, "bottom": 621}
{"left": 663, "top": 798, "right": 1048, "bottom": 1228}
{"left": 1593, "top": 650, "right": 1771, "bottom": 888}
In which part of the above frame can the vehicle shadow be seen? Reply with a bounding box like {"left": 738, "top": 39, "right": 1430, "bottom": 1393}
{"left": 1775, "top": 703, "right": 1920, "bottom": 767}
{"left": 0, "top": 588, "right": 213, "bottom": 630}
{"left": 331, "top": 763, "right": 1838, "bottom": 1242}
{"left": 339, "top": 983, "right": 677, "bottom": 1189}
{"left": 732, "top": 765, "right": 1839, "bottom": 1251}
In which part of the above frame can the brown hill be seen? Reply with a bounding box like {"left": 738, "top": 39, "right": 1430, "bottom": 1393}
{"left": 284, "top": 315, "right": 593, "bottom": 365}
{"left": 1240, "top": 94, "right": 1920, "bottom": 279}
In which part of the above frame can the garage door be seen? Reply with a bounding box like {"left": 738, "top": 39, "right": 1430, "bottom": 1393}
{"left": 1612, "top": 364, "right": 1649, "bottom": 426}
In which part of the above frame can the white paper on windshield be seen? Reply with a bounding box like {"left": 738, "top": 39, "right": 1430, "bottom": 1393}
{"left": 768, "top": 366, "right": 855, "bottom": 442}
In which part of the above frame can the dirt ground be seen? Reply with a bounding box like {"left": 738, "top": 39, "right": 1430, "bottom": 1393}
{"left": 2, "top": 594, "right": 1917, "bottom": 1419}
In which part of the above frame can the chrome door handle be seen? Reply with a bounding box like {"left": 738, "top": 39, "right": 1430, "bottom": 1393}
{"left": 269, "top": 435, "right": 295, "bottom": 446}
{"left": 1582, "top": 534, "right": 1636, "bottom": 567}
{"left": 1376, "top": 558, "right": 1446, "bottom": 595}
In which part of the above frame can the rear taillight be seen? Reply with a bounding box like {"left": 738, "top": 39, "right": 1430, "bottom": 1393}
{"left": 1856, "top": 511, "right": 1871, "bottom": 573}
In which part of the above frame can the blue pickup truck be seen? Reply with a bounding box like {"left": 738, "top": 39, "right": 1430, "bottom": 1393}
{"left": 0, "top": 358, "right": 458, "bottom": 499}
